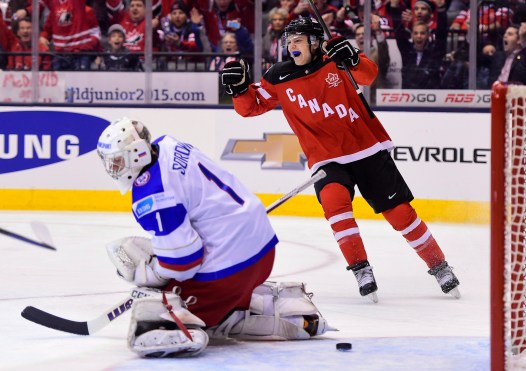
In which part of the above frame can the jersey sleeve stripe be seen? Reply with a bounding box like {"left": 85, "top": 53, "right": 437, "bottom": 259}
{"left": 157, "top": 246, "right": 204, "bottom": 265}
{"left": 257, "top": 87, "right": 271, "bottom": 100}
{"left": 158, "top": 256, "right": 203, "bottom": 272}
{"left": 193, "top": 234, "right": 278, "bottom": 282}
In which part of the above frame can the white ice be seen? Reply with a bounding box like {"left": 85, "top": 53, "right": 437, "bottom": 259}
{"left": 0, "top": 211, "right": 489, "bottom": 371}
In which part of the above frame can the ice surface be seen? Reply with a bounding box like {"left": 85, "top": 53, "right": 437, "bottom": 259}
{"left": 0, "top": 211, "right": 489, "bottom": 370}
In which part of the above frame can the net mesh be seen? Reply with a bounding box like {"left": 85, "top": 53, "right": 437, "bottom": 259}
{"left": 506, "top": 86, "right": 526, "bottom": 368}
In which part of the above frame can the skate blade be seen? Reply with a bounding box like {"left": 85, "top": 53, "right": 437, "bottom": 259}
{"left": 367, "top": 292, "right": 378, "bottom": 303}
{"left": 448, "top": 287, "right": 461, "bottom": 299}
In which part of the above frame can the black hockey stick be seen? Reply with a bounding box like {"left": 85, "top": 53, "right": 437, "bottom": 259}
{"left": 266, "top": 170, "right": 326, "bottom": 213}
{"left": 306, "top": 0, "right": 375, "bottom": 119}
{"left": 20, "top": 173, "right": 324, "bottom": 335}
{"left": 0, "top": 221, "right": 56, "bottom": 250}
{"left": 21, "top": 295, "right": 135, "bottom": 335}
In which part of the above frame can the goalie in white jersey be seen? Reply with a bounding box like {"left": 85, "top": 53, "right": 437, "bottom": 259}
{"left": 97, "top": 117, "right": 334, "bottom": 358}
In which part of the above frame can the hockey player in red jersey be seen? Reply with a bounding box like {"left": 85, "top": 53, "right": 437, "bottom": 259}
{"left": 221, "top": 17, "right": 460, "bottom": 302}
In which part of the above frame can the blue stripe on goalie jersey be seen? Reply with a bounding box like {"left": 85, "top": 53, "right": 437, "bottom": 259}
{"left": 157, "top": 246, "right": 204, "bottom": 266}
{"left": 132, "top": 160, "right": 187, "bottom": 236}
{"left": 193, "top": 234, "right": 278, "bottom": 281}
{"left": 136, "top": 203, "right": 188, "bottom": 236}
{"left": 132, "top": 161, "right": 163, "bottom": 205}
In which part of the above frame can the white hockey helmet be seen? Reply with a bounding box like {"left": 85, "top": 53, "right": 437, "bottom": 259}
{"left": 97, "top": 117, "right": 153, "bottom": 194}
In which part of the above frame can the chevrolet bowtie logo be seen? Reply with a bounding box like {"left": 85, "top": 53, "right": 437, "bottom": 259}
{"left": 221, "top": 133, "right": 307, "bottom": 169}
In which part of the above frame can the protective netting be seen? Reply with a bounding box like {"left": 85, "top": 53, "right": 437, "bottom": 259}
{"left": 505, "top": 85, "right": 526, "bottom": 368}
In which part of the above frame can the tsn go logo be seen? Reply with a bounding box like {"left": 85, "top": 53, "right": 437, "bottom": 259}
{"left": 380, "top": 92, "right": 438, "bottom": 103}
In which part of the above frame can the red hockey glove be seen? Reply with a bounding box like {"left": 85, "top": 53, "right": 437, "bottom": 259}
{"left": 322, "top": 36, "right": 360, "bottom": 67}
{"left": 221, "top": 59, "right": 250, "bottom": 96}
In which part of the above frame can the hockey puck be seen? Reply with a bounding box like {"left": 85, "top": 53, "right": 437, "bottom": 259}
{"left": 336, "top": 342, "right": 352, "bottom": 351}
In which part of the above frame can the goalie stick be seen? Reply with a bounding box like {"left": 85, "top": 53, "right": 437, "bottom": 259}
{"left": 21, "top": 172, "right": 325, "bottom": 335}
{"left": 21, "top": 294, "right": 136, "bottom": 336}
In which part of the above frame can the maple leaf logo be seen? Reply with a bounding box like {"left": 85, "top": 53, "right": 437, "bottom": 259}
{"left": 325, "top": 72, "right": 341, "bottom": 88}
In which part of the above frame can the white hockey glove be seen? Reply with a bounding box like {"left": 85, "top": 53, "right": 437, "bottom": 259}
{"left": 221, "top": 59, "right": 250, "bottom": 96}
{"left": 106, "top": 236, "right": 169, "bottom": 287}
{"left": 322, "top": 36, "right": 360, "bottom": 67}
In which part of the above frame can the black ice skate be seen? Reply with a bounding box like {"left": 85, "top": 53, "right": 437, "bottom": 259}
{"left": 348, "top": 260, "right": 378, "bottom": 303}
{"left": 428, "top": 261, "right": 461, "bottom": 299}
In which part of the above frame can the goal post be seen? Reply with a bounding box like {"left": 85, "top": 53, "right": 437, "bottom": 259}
{"left": 491, "top": 82, "right": 526, "bottom": 371}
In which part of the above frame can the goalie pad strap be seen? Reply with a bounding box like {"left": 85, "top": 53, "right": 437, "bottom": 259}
{"left": 128, "top": 289, "right": 208, "bottom": 358}
{"left": 162, "top": 291, "right": 193, "bottom": 341}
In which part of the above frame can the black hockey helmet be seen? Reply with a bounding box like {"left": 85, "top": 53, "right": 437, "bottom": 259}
{"left": 283, "top": 17, "right": 325, "bottom": 44}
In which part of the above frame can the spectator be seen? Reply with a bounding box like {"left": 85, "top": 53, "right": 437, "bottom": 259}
{"left": 262, "top": 7, "right": 288, "bottom": 69}
{"left": 476, "top": 41, "right": 496, "bottom": 88}
{"left": 94, "top": 23, "right": 141, "bottom": 71}
{"left": 391, "top": 0, "right": 448, "bottom": 89}
{"left": 209, "top": 31, "right": 239, "bottom": 71}
{"left": 451, "top": 2, "right": 514, "bottom": 51}
{"left": 439, "top": 42, "right": 469, "bottom": 88}
{"left": 488, "top": 25, "right": 525, "bottom": 85}
{"left": 106, "top": 0, "right": 162, "bottom": 54}
{"left": 1, "top": 0, "right": 28, "bottom": 28}
{"left": 334, "top": 0, "right": 393, "bottom": 38}
{"left": 279, "top": 0, "right": 302, "bottom": 25}
{"left": 0, "top": 12, "right": 16, "bottom": 69}
{"left": 411, "top": 0, "right": 435, "bottom": 28}
{"left": 479, "top": 22, "right": 526, "bottom": 87}
{"left": 201, "top": 0, "right": 254, "bottom": 55}
{"left": 288, "top": 0, "right": 338, "bottom": 27}
{"left": 39, "top": 2, "right": 101, "bottom": 71}
{"left": 160, "top": 0, "right": 203, "bottom": 53}
{"left": 352, "top": 19, "right": 390, "bottom": 102}
{"left": 7, "top": 17, "right": 51, "bottom": 70}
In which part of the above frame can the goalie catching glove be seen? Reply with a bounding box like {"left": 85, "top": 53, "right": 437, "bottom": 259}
{"left": 221, "top": 59, "right": 250, "bottom": 96}
{"left": 106, "top": 236, "right": 169, "bottom": 287}
{"left": 322, "top": 36, "right": 360, "bottom": 67}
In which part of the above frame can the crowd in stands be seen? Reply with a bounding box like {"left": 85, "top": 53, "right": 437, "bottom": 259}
{"left": 0, "top": 0, "right": 525, "bottom": 91}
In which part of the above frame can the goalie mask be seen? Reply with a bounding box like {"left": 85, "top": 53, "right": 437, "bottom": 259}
{"left": 97, "top": 117, "right": 152, "bottom": 194}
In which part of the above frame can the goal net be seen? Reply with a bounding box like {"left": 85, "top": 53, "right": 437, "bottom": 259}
{"left": 491, "top": 82, "right": 526, "bottom": 371}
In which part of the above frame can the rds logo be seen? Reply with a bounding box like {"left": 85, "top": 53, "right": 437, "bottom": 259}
{"left": 0, "top": 111, "right": 109, "bottom": 174}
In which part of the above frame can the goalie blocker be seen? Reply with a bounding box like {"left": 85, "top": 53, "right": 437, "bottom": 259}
{"left": 129, "top": 284, "right": 335, "bottom": 358}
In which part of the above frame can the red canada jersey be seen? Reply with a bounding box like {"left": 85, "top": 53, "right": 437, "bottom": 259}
{"left": 40, "top": 2, "right": 100, "bottom": 52}
{"left": 106, "top": 0, "right": 162, "bottom": 52}
{"left": 232, "top": 54, "right": 394, "bottom": 173}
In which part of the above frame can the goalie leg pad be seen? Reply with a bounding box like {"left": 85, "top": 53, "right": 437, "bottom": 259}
{"left": 128, "top": 289, "right": 208, "bottom": 357}
{"left": 132, "top": 327, "right": 209, "bottom": 358}
{"left": 208, "top": 282, "right": 336, "bottom": 340}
